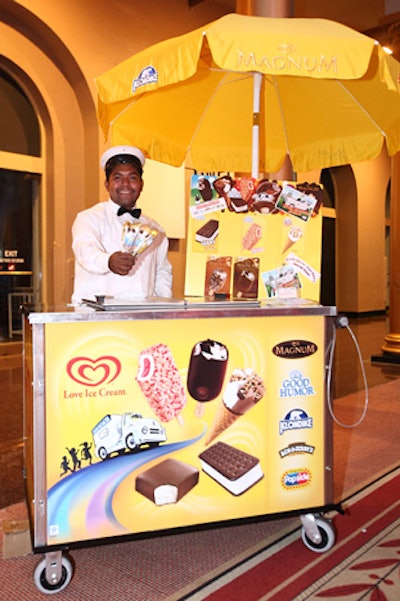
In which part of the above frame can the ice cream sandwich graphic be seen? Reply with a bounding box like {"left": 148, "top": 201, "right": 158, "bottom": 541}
{"left": 195, "top": 219, "right": 219, "bottom": 246}
{"left": 135, "top": 458, "right": 199, "bottom": 505}
{"left": 199, "top": 441, "right": 263, "bottom": 495}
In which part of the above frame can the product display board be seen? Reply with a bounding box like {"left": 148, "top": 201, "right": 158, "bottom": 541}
{"left": 184, "top": 175, "right": 324, "bottom": 302}
{"left": 25, "top": 303, "right": 335, "bottom": 549}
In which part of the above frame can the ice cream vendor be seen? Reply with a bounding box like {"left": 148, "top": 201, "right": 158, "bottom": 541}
{"left": 71, "top": 145, "right": 173, "bottom": 305}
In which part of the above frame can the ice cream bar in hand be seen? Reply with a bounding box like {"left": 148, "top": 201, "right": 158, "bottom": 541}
{"left": 136, "top": 343, "right": 187, "bottom": 425}
{"left": 122, "top": 222, "right": 158, "bottom": 257}
{"left": 205, "top": 367, "right": 265, "bottom": 444}
{"left": 187, "top": 339, "right": 228, "bottom": 417}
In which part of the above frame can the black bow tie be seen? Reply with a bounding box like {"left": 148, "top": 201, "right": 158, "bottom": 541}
{"left": 117, "top": 206, "right": 141, "bottom": 219}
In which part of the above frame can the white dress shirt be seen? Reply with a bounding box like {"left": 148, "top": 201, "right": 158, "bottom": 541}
{"left": 71, "top": 199, "right": 172, "bottom": 304}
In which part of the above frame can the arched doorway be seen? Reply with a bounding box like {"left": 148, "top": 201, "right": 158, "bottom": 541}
{"left": 0, "top": 4, "right": 100, "bottom": 322}
{"left": 0, "top": 69, "right": 41, "bottom": 340}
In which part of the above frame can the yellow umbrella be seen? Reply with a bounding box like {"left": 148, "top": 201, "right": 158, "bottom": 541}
{"left": 96, "top": 13, "right": 400, "bottom": 177}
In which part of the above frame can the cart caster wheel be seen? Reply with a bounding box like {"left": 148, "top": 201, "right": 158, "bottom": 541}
{"left": 33, "top": 555, "right": 73, "bottom": 594}
{"left": 301, "top": 517, "right": 335, "bottom": 553}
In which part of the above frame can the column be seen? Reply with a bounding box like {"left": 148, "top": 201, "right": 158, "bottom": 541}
{"left": 381, "top": 152, "right": 400, "bottom": 357}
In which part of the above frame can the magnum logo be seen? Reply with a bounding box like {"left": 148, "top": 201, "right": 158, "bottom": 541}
{"left": 273, "top": 339, "right": 317, "bottom": 358}
{"left": 237, "top": 48, "right": 338, "bottom": 75}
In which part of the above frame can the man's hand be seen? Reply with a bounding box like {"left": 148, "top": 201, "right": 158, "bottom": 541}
{"left": 108, "top": 252, "right": 135, "bottom": 275}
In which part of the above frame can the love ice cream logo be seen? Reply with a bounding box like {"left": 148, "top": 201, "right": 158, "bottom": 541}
{"left": 66, "top": 356, "right": 121, "bottom": 387}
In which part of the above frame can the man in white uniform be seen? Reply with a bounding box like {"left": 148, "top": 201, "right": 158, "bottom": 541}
{"left": 71, "top": 146, "right": 173, "bottom": 305}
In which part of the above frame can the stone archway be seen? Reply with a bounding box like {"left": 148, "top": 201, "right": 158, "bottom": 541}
{"left": 0, "top": 3, "right": 99, "bottom": 306}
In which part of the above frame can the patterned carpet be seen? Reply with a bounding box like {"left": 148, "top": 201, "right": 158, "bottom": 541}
{"left": 195, "top": 468, "right": 400, "bottom": 600}
{"left": 1, "top": 378, "right": 399, "bottom": 600}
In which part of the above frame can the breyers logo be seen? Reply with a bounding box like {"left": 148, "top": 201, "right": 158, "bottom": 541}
{"left": 273, "top": 339, "right": 317, "bottom": 358}
{"left": 66, "top": 356, "right": 121, "bottom": 386}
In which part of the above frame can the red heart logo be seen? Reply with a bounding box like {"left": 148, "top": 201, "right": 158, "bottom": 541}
{"left": 66, "top": 356, "right": 121, "bottom": 386}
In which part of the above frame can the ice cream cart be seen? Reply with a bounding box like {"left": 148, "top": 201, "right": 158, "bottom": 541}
{"left": 23, "top": 298, "right": 337, "bottom": 593}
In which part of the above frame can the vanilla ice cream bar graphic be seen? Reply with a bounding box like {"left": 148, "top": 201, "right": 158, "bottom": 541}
{"left": 136, "top": 343, "right": 187, "bottom": 425}
{"left": 242, "top": 223, "right": 262, "bottom": 250}
{"left": 187, "top": 339, "right": 228, "bottom": 417}
{"left": 205, "top": 367, "right": 265, "bottom": 445}
{"left": 282, "top": 225, "right": 303, "bottom": 254}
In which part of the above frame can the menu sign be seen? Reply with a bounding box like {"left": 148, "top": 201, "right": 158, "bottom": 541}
{"left": 185, "top": 175, "right": 323, "bottom": 302}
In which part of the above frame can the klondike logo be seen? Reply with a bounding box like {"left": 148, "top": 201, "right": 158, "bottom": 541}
{"left": 273, "top": 339, "right": 317, "bottom": 358}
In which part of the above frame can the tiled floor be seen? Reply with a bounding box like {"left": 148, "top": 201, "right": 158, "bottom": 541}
{"left": 0, "top": 313, "right": 399, "bottom": 509}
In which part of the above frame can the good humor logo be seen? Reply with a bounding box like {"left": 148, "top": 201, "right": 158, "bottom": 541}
{"left": 279, "top": 369, "right": 315, "bottom": 398}
{"left": 132, "top": 65, "right": 158, "bottom": 92}
{"left": 279, "top": 408, "right": 313, "bottom": 435}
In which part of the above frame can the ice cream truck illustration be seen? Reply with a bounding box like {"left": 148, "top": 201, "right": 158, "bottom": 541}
{"left": 92, "top": 413, "right": 167, "bottom": 460}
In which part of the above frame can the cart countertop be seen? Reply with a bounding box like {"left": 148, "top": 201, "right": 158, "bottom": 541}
{"left": 26, "top": 297, "right": 337, "bottom": 323}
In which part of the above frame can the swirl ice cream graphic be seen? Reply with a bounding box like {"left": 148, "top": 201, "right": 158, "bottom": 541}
{"left": 206, "top": 367, "right": 265, "bottom": 445}
{"left": 187, "top": 339, "right": 229, "bottom": 417}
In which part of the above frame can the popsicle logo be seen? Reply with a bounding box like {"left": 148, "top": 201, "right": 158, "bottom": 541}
{"left": 281, "top": 468, "right": 312, "bottom": 489}
{"left": 66, "top": 356, "right": 121, "bottom": 387}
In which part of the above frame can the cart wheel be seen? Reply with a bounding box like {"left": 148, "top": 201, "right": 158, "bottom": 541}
{"left": 301, "top": 517, "right": 335, "bottom": 553}
{"left": 125, "top": 433, "right": 137, "bottom": 450}
{"left": 33, "top": 555, "right": 73, "bottom": 594}
{"left": 98, "top": 446, "right": 108, "bottom": 460}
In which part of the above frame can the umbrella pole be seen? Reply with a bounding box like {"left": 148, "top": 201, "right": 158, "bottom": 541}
{"left": 252, "top": 72, "right": 262, "bottom": 180}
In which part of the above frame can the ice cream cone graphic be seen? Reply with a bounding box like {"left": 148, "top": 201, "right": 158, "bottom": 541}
{"left": 205, "top": 368, "right": 265, "bottom": 445}
{"left": 205, "top": 402, "right": 239, "bottom": 445}
{"left": 282, "top": 225, "right": 303, "bottom": 254}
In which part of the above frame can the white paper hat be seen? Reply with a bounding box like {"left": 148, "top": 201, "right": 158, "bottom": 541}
{"left": 100, "top": 145, "right": 146, "bottom": 170}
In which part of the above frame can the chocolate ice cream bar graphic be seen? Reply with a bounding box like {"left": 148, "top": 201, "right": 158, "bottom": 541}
{"left": 135, "top": 458, "right": 199, "bottom": 505}
{"left": 205, "top": 367, "right": 265, "bottom": 444}
{"left": 187, "top": 339, "right": 228, "bottom": 417}
{"left": 199, "top": 441, "right": 263, "bottom": 495}
{"left": 136, "top": 343, "right": 187, "bottom": 425}
{"left": 233, "top": 258, "right": 259, "bottom": 299}
{"left": 207, "top": 268, "right": 227, "bottom": 294}
{"left": 195, "top": 219, "right": 219, "bottom": 245}
{"left": 205, "top": 256, "right": 231, "bottom": 297}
